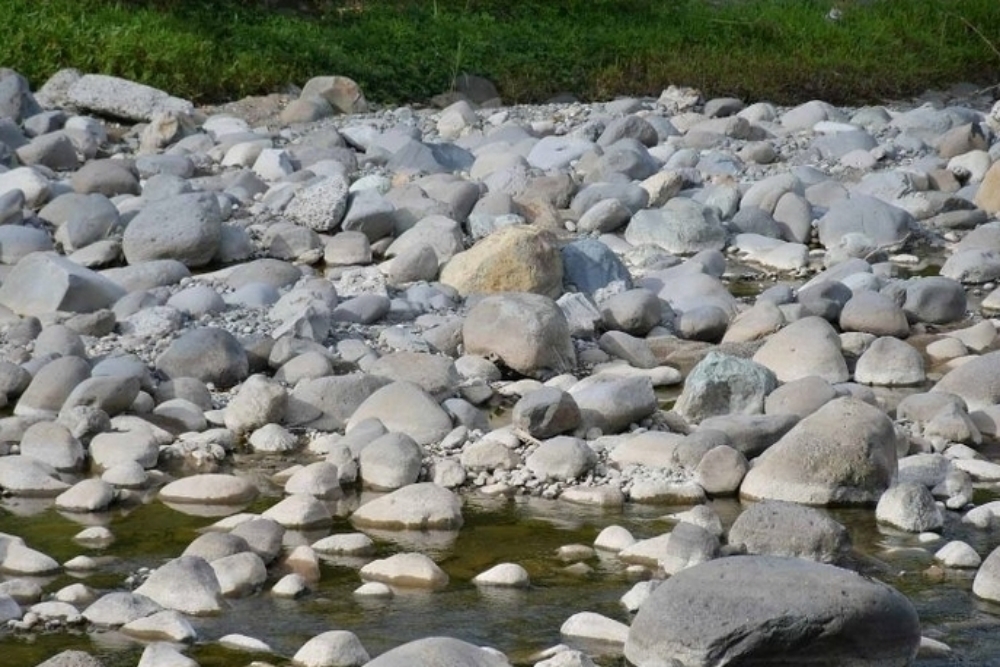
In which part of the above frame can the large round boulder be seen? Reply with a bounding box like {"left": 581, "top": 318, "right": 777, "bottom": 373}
{"left": 752, "top": 316, "right": 849, "bottom": 384}
{"left": 122, "top": 192, "right": 222, "bottom": 268}
{"left": 625, "top": 555, "right": 920, "bottom": 667}
{"left": 739, "top": 397, "right": 898, "bottom": 506}
{"left": 364, "top": 637, "right": 509, "bottom": 667}
{"left": 728, "top": 500, "right": 851, "bottom": 563}
{"left": 463, "top": 292, "right": 575, "bottom": 378}
{"left": 155, "top": 327, "right": 249, "bottom": 389}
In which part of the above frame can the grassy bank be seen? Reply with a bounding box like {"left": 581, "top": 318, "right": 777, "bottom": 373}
{"left": 1, "top": 0, "right": 998, "bottom": 107}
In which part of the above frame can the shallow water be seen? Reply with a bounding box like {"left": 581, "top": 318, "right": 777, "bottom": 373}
{"left": 4, "top": 489, "right": 1000, "bottom": 667}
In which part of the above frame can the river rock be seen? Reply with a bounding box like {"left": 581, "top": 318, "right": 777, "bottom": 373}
{"left": 441, "top": 224, "right": 563, "bottom": 297}
{"left": 364, "top": 637, "right": 509, "bottom": 667}
{"left": 625, "top": 555, "right": 920, "bottom": 667}
{"left": 624, "top": 198, "right": 727, "bottom": 255}
{"left": 875, "top": 482, "right": 943, "bottom": 532}
{"left": 0, "top": 252, "right": 125, "bottom": 316}
{"left": 293, "top": 629, "right": 370, "bottom": 667}
{"left": 526, "top": 436, "right": 596, "bottom": 481}
{"left": 472, "top": 562, "right": 530, "bottom": 588}
{"left": 230, "top": 518, "right": 285, "bottom": 564}
{"left": 740, "top": 397, "right": 898, "bottom": 505}
{"left": 262, "top": 493, "right": 331, "bottom": 528}
{"left": 19, "top": 421, "right": 84, "bottom": 472}
{"left": 568, "top": 374, "right": 656, "bottom": 434}
{"left": 82, "top": 591, "right": 161, "bottom": 627}
{"left": 211, "top": 552, "right": 267, "bottom": 597}
{"left": 972, "top": 545, "right": 1000, "bottom": 602}
{"left": 560, "top": 611, "right": 629, "bottom": 647}
{"left": 136, "top": 642, "right": 197, "bottom": 667}
{"left": 854, "top": 337, "right": 925, "bottom": 386}
{"left": 359, "top": 432, "right": 422, "bottom": 490}
{"left": 935, "top": 541, "right": 981, "bottom": 569}
{"left": 159, "top": 474, "right": 257, "bottom": 505}
{"left": 286, "top": 174, "right": 350, "bottom": 232}
{"left": 932, "top": 350, "right": 1000, "bottom": 411}
{"left": 54, "top": 478, "right": 115, "bottom": 512}
{"left": 675, "top": 351, "right": 777, "bottom": 424}
{"left": 122, "top": 192, "right": 222, "bottom": 268}
{"left": 224, "top": 374, "right": 287, "bottom": 435}
{"left": 350, "top": 482, "right": 463, "bottom": 530}
{"left": 121, "top": 610, "right": 197, "bottom": 643}
{"left": 511, "top": 387, "right": 581, "bottom": 438}
{"left": 155, "top": 327, "right": 249, "bottom": 389}
{"left": 752, "top": 316, "right": 849, "bottom": 383}
{"left": 0, "top": 455, "right": 70, "bottom": 497}
{"left": 463, "top": 292, "right": 575, "bottom": 378}
{"left": 346, "top": 381, "right": 452, "bottom": 446}
{"left": 133, "top": 555, "right": 223, "bottom": 615}
{"left": 360, "top": 552, "right": 449, "bottom": 589}
{"left": 67, "top": 74, "right": 192, "bottom": 121}
{"left": 728, "top": 500, "right": 851, "bottom": 563}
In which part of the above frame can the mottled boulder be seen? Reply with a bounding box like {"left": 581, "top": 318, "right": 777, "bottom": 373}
{"left": 440, "top": 225, "right": 563, "bottom": 298}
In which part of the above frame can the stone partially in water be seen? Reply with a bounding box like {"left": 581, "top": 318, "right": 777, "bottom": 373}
{"left": 740, "top": 397, "right": 898, "bottom": 506}
{"left": 625, "top": 555, "right": 920, "bottom": 667}
{"left": 364, "top": 637, "right": 509, "bottom": 667}
{"left": 350, "top": 482, "right": 463, "bottom": 530}
{"left": 133, "top": 556, "right": 224, "bottom": 616}
{"left": 727, "top": 500, "right": 851, "bottom": 563}
{"left": 159, "top": 474, "right": 257, "bottom": 506}
{"left": 360, "top": 552, "right": 449, "bottom": 590}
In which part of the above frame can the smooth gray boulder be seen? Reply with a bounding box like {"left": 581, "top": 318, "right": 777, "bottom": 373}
{"left": 0, "top": 455, "right": 70, "bottom": 496}
{"left": 364, "top": 637, "right": 508, "bottom": 667}
{"left": 16, "top": 355, "right": 92, "bottom": 418}
{"left": 973, "top": 545, "right": 1000, "bottom": 602}
{"left": 903, "top": 276, "right": 967, "bottom": 324}
{"left": 625, "top": 555, "right": 920, "bottom": 667}
{"left": 854, "top": 337, "right": 925, "bottom": 386}
{"left": 740, "top": 397, "right": 898, "bottom": 506}
{"left": 122, "top": 192, "right": 222, "bottom": 268}
{"left": 359, "top": 432, "right": 422, "bottom": 490}
{"left": 511, "top": 387, "right": 581, "bottom": 438}
{"left": 133, "top": 555, "right": 223, "bottom": 615}
{"left": 675, "top": 352, "right": 777, "bottom": 424}
{"left": 350, "top": 482, "right": 463, "bottom": 530}
{"left": 932, "top": 351, "right": 1000, "bottom": 411}
{"left": 155, "top": 327, "right": 249, "bottom": 389}
{"left": 463, "top": 292, "right": 575, "bottom": 378}
{"left": 624, "top": 198, "right": 727, "bottom": 255}
{"left": 525, "top": 436, "right": 596, "bottom": 481}
{"left": 0, "top": 252, "right": 125, "bottom": 316}
{"left": 816, "top": 193, "right": 913, "bottom": 249}
{"left": 346, "top": 381, "right": 452, "bottom": 446}
{"left": 82, "top": 591, "right": 162, "bottom": 627}
{"left": 569, "top": 374, "right": 657, "bottom": 434}
{"left": 752, "top": 316, "right": 849, "bottom": 384}
{"left": 292, "top": 629, "right": 370, "bottom": 667}
{"left": 728, "top": 500, "right": 851, "bottom": 563}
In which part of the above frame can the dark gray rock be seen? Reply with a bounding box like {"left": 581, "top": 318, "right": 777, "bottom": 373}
{"left": 625, "top": 556, "right": 920, "bottom": 667}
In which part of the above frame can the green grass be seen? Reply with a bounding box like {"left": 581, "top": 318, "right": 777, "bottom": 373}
{"left": 1, "top": 0, "right": 998, "bottom": 107}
